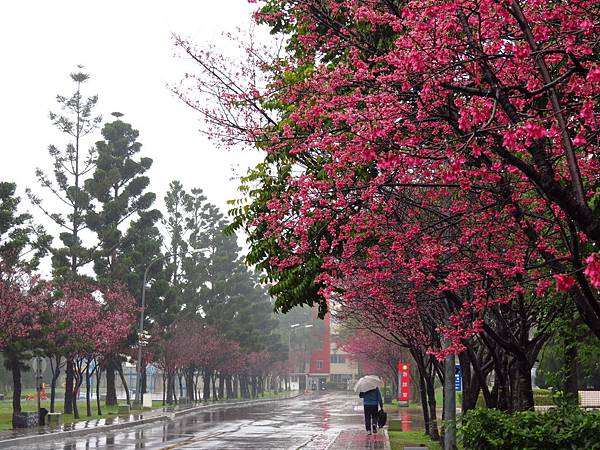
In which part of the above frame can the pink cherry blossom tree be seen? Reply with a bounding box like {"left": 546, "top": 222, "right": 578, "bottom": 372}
{"left": 174, "top": 0, "right": 600, "bottom": 420}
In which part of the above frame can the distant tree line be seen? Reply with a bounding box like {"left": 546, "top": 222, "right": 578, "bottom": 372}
{"left": 0, "top": 69, "right": 289, "bottom": 427}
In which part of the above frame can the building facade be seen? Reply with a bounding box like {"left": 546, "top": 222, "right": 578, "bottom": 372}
{"left": 305, "top": 311, "right": 360, "bottom": 390}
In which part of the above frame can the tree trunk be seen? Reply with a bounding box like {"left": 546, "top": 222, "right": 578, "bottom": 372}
{"left": 459, "top": 353, "right": 481, "bottom": 413}
{"left": 117, "top": 365, "right": 131, "bottom": 406}
{"left": 185, "top": 371, "right": 195, "bottom": 402}
{"left": 226, "top": 376, "right": 233, "bottom": 399}
{"left": 239, "top": 376, "right": 245, "bottom": 399}
{"left": 50, "top": 355, "right": 61, "bottom": 413}
{"left": 10, "top": 357, "right": 22, "bottom": 416}
{"left": 178, "top": 372, "right": 184, "bottom": 400}
{"left": 203, "top": 371, "right": 211, "bottom": 402}
{"left": 64, "top": 358, "right": 74, "bottom": 414}
{"left": 244, "top": 376, "right": 251, "bottom": 399}
{"left": 413, "top": 350, "right": 439, "bottom": 440}
{"left": 251, "top": 377, "right": 258, "bottom": 398}
{"left": 564, "top": 336, "right": 579, "bottom": 406}
{"left": 418, "top": 371, "right": 431, "bottom": 437}
{"left": 167, "top": 372, "right": 174, "bottom": 404}
{"left": 511, "top": 357, "right": 535, "bottom": 411}
{"left": 426, "top": 377, "right": 440, "bottom": 440}
{"left": 85, "top": 360, "right": 92, "bottom": 417}
{"left": 141, "top": 366, "right": 147, "bottom": 395}
{"left": 162, "top": 372, "right": 166, "bottom": 405}
{"left": 194, "top": 373, "right": 200, "bottom": 402}
{"left": 172, "top": 374, "right": 178, "bottom": 405}
{"left": 95, "top": 366, "right": 103, "bottom": 416}
{"left": 212, "top": 373, "right": 218, "bottom": 400}
{"left": 105, "top": 361, "right": 117, "bottom": 406}
{"left": 218, "top": 375, "right": 225, "bottom": 399}
{"left": 72, "top": 374, "right": 82, "bottom": 419}
{"left": 492, "top": 356, "right": 510, "bottom": 411}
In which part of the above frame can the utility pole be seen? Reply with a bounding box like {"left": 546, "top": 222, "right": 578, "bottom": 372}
{"left": 443, "top": 350, "right": 456, "bottom": 450}
{"left": 36, "top": 355, "right": 42, "bottom": 414}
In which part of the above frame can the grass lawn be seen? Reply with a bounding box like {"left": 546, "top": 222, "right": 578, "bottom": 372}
{"left": 384, "top": 399, "right": 426, "bottom": 415}
{"left": 0, "top": 389, "right": 291, "bottom": 432}
{"left": 0, "top": 398, "right": 166, "bottom": 432}
{"left": 388, "top": 431, "right": 441, "bottom": 450}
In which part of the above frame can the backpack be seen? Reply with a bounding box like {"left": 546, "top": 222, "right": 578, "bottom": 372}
{"left": 377, "top": 409, "right": 387, "bottom": 428}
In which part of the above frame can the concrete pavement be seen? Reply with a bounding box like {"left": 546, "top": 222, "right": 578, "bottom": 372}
{"left": 1, "top": 391, "right": 393, "bottom": 449}
{"left": 0, "top": 393, "right": 301, "bottom": 449}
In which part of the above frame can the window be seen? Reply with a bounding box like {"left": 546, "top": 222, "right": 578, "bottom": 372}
{"left": 330, "top": 354, "right": 346, "bottom": 364}
{"left": 316, "top": 360, "right": 323, "bottom": 369}
{"left": 331, "top": 374, "right": 352, "bottom": 382}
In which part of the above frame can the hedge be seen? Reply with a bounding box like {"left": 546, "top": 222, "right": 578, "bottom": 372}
{"left": 457, "top": 389, "right": 553, "bottom": 408}
{"left": 460, "top": 407, "right": 600, "bottom": 449}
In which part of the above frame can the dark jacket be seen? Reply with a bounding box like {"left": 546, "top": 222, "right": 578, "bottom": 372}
{"left": 359, "top": 387, "right": 383, "bottom": 407}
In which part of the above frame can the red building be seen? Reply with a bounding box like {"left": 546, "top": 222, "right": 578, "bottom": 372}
{"left": 307, "top": 312, "right": 330, "bottom": 389}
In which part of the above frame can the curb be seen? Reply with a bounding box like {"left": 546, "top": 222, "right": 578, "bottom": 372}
{"left": 0, "top": 393, "right": 303, "bottom": 449}
{"left": 383, "top": 429, "right": 392, "bottom": 450}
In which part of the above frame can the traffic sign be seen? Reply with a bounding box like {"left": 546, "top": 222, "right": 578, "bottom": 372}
{"left": 454, "top": 364, "right": 462, "bottom": 392}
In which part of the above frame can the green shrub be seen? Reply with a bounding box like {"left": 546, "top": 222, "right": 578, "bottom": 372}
{"left": 457, "top": 388, "right": 553, "bottom": 408}
{"left": 533, "top": 388, "right": 553, "bottom": 406}
{"left": 460, "top": 407, "right": 600, "bottom": 449}
{"left": 457, "top": 392, "right": 487, "bottom": 408}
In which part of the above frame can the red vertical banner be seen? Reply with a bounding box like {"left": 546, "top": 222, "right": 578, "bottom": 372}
{"left": 397, "top": 362, "right": 410, "bottom": 406}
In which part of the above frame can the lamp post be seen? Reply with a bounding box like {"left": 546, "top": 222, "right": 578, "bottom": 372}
{"left": 288, "top": 324, "right": 313, "bottom": 391}
{"left": 134, "top": 254, "right": 167, "bottom": 406}
{"left": 35, "top": 354, "right": 42, "bottom": 413}
{"left": 134, "top": 249, "right": 204, "bottom": 406}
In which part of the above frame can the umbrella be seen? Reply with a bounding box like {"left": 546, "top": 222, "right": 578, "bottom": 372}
{"left": 354, "top": 375, "right": 383, "bottom": 393}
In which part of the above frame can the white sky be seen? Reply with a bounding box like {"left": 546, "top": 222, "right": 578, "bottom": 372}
{"left": 0, "top": 1, "right": 265, "bottom": 265}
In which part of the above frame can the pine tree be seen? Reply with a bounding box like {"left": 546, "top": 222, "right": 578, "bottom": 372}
{"left": 26, "top": 68, "right": 101, "bottom": 414}
{"left": 27, "top": 67, "right": 101, "bottom": 280}
{"left": 85, "top": 113, "right": 160, "bottom": 406}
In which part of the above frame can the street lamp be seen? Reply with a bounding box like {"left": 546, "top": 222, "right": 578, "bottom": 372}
{"left": 134, "top": 249, "right": 204, "bottom": 406}
{"left": 288, "top": 324, "right": 313, "bottom": 391}
{"left": 35, "top": 354, "right": 42, "bottom": 414}
{"left": 134, "top": 254, "right": 167, "bottom": 406}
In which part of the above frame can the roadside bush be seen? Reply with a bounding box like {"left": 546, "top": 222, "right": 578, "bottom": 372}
{"left": 460, "top": 407, "right": 600, "bottom": 449}
{"left": 457, "top": 392, "right": 486, "bottom": 408}
{"left": 533, "top": 389, "right": 553, "bottom": 406}
{"left": 457, "top": 388, "right": 553, "bottom": 409}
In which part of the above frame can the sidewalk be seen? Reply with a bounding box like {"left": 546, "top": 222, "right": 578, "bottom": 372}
{"left": 328, "top": 428, "right": 391, "bottom": 450}
{"left": 0, "top": 392, "right": 301, "bottom": 449}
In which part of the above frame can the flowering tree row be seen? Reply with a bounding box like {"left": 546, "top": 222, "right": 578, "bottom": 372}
{"left": 0, "top": 274, "right": 136, "bottom": 422}
{"left": 149, "top": 320, "right": 289, "bottom": 403}
{"left": 174, "top": 0, "right": 600, "bottom": 432}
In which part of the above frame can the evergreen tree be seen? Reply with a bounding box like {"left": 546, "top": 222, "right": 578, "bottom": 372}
{"left": 85, "top": 113, "right": 160, "bottom": 406}
{"left": 181, "top": 188, "right": 282, "bottom": 397}
{"left": 26, "top": 68, "right": 101, "bottom": 414}
{"left": 161, "top": 181, "right": 191, "bottom": 324}
{"left": 27, "top": 67, "right": 101, "bottom": 280}
{"left": 159, "top": 181, "right": 287, "bottom": 401}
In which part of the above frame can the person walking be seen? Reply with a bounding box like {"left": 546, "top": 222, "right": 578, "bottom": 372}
{"left": 354, "top": 375, "right": 384, "bottom": 435}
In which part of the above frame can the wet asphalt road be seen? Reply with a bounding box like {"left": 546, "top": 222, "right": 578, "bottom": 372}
{"left": 14, "top": 392, "right": 369, "bottom": 450}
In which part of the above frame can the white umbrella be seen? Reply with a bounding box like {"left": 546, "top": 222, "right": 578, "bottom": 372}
{"left": 354, "top": 375, "right": 383, "bottom": 393}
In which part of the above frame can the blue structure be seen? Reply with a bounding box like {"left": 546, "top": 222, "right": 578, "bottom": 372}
{"left": 454, "top": 364, "right": 462, "bottom": 392}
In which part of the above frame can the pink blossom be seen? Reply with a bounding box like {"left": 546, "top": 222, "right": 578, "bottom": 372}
{"left": 584, "top": 254, "right": 600, "bottom": 289}
{"left": 554, "top": 274, "right": 575, "bottom": 292}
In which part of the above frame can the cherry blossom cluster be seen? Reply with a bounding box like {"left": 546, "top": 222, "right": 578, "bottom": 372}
{"left": 178, "top": 0, "right": 600, "bottom": 355}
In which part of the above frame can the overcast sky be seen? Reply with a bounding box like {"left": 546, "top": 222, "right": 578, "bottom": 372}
{"left": 0, "top": 1, "right": 264, "bottom": 259}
